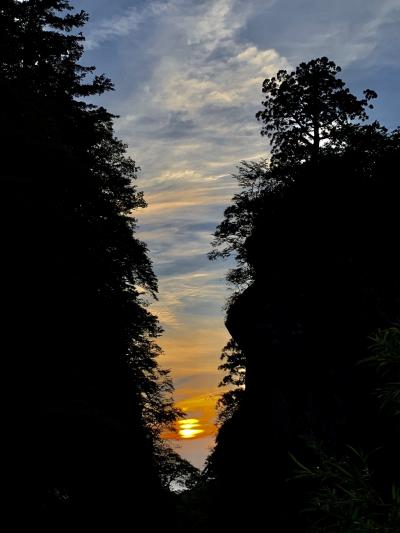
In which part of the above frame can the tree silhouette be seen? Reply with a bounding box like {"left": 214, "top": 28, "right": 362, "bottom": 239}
{"left": 154, "top": 441, "right": 202, "bottom": 492}
{"left": 1, "top": 1, "right": 179, "bottom": 527}
{"left": 209, "top": 58, "right": 400, "bottom": 531}
{"left": 209, "top": 158, "right": 281, "bottom": 286}
{"left": 216, "top": 338, "right": 246, "bottom": 425}
{"left": 256, "top": 57, "right": 376, "bottom": 164}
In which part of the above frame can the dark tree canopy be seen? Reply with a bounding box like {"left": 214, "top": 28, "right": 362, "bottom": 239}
{"left": 1, "top": 1, "right": 179, "bottom": 527}
{"left": 154, "top": 441, "right": 202, "bottom": 492}
{"left": 208, "top": 58, "right": 400, "bottom": 532}
{"left": 209, "top": 158, "right": 285, "bottom": 287}
{"left": 256, "top": 57, "right": 377, "bottom": 164}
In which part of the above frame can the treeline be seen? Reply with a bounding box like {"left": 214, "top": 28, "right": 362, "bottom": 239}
{"left": 1, "top": 1, "right": 197, "bottom": 529}
{"left": 200, "top": 58, "right": 400, "bottom": 531}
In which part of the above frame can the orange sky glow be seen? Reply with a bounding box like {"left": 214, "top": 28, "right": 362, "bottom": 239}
{"left": 162, "top": 393, "right": 219, "bottom": 441}
{"left": 140, "top": 181, "right": 233, "bottom": 466}
{"left": 150, "top": 296, "right": 230, "bottom": 452}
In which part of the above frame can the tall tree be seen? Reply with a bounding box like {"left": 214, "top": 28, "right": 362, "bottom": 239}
{"left": 1, "top": 1, "right": 178, "bottom": 527}
{"left": 256, "top": 57, "right": 376, "bottom": 164}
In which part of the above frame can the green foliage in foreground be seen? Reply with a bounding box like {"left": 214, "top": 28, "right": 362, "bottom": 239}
{"left": 290, "top": 326, "right": 400, "bottom": 532}
{"left": 364, "top": 326, "right": 400, "bottom": 417}
{"left": 291, "top": 445, "right": 399, "bottom": 532}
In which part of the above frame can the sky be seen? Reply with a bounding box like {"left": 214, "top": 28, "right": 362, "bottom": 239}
{"left": 72, "top": 0, "right": 400, "bottom": 468}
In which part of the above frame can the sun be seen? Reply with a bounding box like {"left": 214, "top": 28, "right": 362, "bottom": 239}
{"left": 177, "top": 418, "right": 205, "bottom": 439}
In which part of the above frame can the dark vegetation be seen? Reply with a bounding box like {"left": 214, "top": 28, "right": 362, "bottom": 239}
{"left": 2, "top": 2, "right": 399, "bottom": 531}
{"left": 204, "top": 57, "right": 400, "bottom": 532}
{"left": 1, "top": 1, "right": 191, "bottom": 529}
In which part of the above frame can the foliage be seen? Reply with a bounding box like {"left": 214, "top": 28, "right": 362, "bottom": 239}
{"left": 1, "top": 1, "right": 179, "bottom": 524}
{"left": 208, "top": 57, "right": 400, "bottom": 531}
{"left": 363, "top": 326, "right": 400, "bottom": 416}
{"left": 256, "top": 56, "right": 376, "bottom": 165}
{"left": 210, "top": 58, "right": 379, "bottom": 288}
{"left": 216, "top": 338, "right": 246, "bottom": 424}
{"left": 290, "top": 327, "right": 400, "bottom": 532}
{"left": 209, "top": 159, "right": 284, "bottom": 287}
{"left": 290, "top": 443, "right": 400, "bottom": 532}
{"left": 154, "top": 441, "right": 202, "bottom": 492}
{"left": 0, "top": 0, "right": 177, "bottom": 425}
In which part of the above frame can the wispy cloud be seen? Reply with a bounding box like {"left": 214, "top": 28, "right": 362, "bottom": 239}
{"left": 85, "top": 1, "right": 175, "bottom": 50}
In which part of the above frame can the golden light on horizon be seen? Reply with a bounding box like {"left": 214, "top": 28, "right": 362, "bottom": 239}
{"left": 177, "top": 418, "right": 205, "bottom": 439}
{"left": 161, "top": 394, "right": 219, "bottom": 441}
{"left": 180, "top": 428, "right": 205, "bottom": 438}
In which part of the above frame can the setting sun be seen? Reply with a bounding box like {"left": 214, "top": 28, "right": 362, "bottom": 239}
{"left": 161, "top": 396, "right": 218, "bottom": 442}
{"left": 177, "top": 418, "right": 205, "bottom": 439}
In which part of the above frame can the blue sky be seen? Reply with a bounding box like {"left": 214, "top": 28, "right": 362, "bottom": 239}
{"left": 72, "top": 0, "right": 400, "bottom": 468}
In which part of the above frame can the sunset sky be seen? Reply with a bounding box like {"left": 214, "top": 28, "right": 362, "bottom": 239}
{"left": 73, "top": 0, "right": 400, "bottom": 468}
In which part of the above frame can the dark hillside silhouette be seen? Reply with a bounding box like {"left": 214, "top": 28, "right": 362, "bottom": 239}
{"left": 208, "top": 59, "right": 400, "bottom": 531}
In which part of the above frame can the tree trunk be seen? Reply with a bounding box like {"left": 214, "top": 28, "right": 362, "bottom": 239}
{"left": 312, "top": 119, "right": 320, "bottom": 162}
